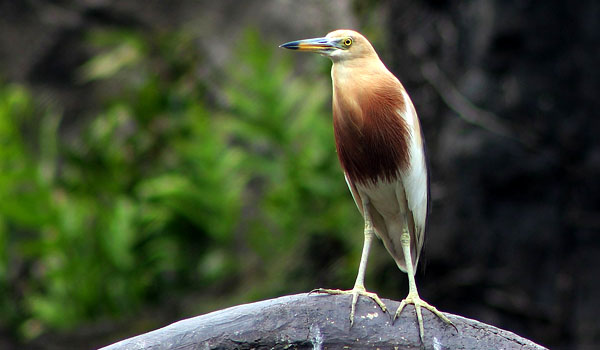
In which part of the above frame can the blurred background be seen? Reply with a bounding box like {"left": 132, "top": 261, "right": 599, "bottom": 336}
{"left": 0, "top": 0, "right": 598, "bottom": 349}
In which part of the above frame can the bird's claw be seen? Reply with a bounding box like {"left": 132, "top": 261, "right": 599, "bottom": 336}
{"left": 394, "top": 294, "right": 457, "bottom": 343}
{"left": 310, "top": 287, "right": 387, "bottom": 326}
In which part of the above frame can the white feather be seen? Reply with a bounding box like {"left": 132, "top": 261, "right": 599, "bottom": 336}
{"left": 397, "top": 89, "right": 428, "bottom": 231}
{"left": 398, "top": 98, "right": 428, "bottom": 267}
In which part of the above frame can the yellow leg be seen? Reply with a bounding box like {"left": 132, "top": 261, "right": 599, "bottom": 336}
{"left": 312, "top": 199, "right": 387, "bottom": 326}
{"left": 394, "top": 227, "right": 455, "bottom": 343}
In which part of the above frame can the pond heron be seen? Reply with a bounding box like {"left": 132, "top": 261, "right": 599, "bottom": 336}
{"left": 280, "top": 30, "right": 454, "bottom": 343}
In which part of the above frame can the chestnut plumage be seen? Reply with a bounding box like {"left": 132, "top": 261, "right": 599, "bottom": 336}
{"left": 333, "top": 74, "right": 411, "bottom": 185}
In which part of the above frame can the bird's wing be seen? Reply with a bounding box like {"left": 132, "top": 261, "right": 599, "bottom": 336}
{"left": 397, "top": 96, "right": 429, "bottom": 271}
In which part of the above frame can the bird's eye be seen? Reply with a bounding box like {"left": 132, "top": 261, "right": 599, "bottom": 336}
{"left": 343, "top": 38, "right": 353, "bottom": 47}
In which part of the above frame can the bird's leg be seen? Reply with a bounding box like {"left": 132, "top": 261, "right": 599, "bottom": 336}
{"left": 394, "top": 227, "right": 455, "bottom": 343}
{"left": 311, "top": 199, "right": 387, "bottom": 326}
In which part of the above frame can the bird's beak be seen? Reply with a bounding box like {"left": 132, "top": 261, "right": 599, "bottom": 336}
{"left": 279, "top": 37, "right": 338, "bottom": 53}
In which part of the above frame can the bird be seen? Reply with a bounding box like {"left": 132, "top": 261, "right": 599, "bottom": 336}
{"left": 280, "top": 30, "right": 454, "bottom": 343}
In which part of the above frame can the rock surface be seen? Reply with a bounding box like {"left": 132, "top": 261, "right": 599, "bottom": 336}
{"left": 101, "top": 293, "right": 548, "bottom": 350}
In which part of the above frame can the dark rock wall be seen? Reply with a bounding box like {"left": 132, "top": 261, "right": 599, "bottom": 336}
{"left": 383, "top": 1, "right": 599, "bottom": 348}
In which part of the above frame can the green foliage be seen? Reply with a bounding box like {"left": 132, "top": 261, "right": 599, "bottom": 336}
{"left": 222, "top": 31, "right": 361, "bottom": 296}
{"left": 0, "top": 28, "right": 361, "bottom": 339}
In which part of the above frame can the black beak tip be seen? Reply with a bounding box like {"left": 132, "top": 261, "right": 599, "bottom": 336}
{"left": 279, "top": 42, "right": 298, "bottom": 50}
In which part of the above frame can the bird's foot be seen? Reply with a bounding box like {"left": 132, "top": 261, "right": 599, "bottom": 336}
{"left": 310, "top": 286, "right": 387, "bottom": 326}
{"left": 394, "top": 292, "right": 456, "bottom": 343}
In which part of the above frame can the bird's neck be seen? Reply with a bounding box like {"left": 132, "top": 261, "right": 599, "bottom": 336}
{"left": 331, "top": 58, "right": 403, "bottom": 131}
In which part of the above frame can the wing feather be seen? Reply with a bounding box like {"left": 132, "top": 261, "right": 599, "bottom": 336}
{"left": 397, "top": 94, "right": 428, "bottom": 271}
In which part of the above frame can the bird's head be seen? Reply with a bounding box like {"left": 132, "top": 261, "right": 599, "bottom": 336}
{"left": 279, "top": 29, "right": 377, "bottom": 62}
